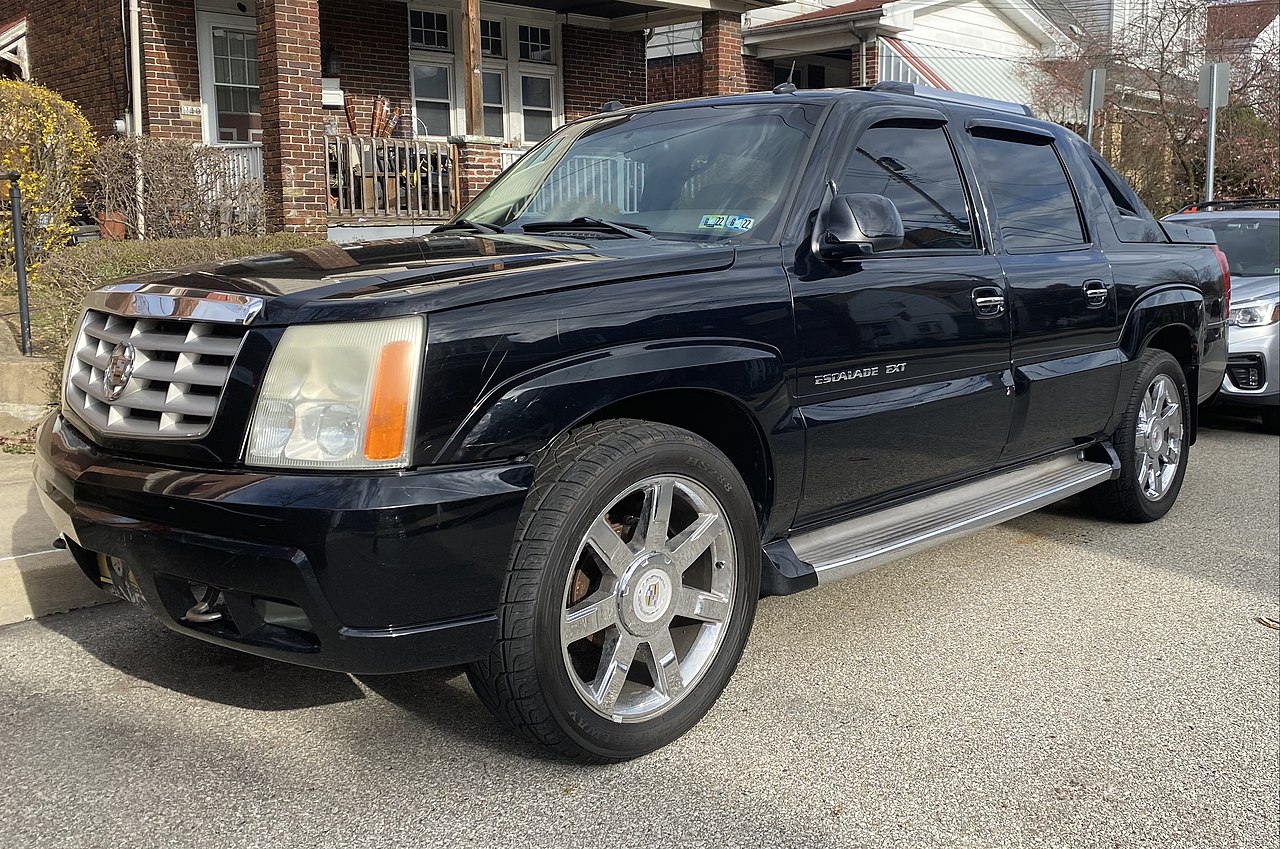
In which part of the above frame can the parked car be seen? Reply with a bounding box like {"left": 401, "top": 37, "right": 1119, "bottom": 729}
{"left": 1163, "top": 200, "right": 1279, "bottom": 432}
{"left": 33, "top": 83, "right": 1229, "bottom": 762}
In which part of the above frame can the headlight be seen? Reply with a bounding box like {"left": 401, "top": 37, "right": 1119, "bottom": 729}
{"left": 245, "top": 316, "right": 424, "bottom": 470}
{"left": 1230, "top": 299, "right": 1280, "bottom": 328}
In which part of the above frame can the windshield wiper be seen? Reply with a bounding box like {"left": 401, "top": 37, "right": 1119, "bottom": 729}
{"left": 521, "top": 217, "right": 653, "bottom": 240}
{"left": 434, "top": 218, "right": 506, "bottom": 234}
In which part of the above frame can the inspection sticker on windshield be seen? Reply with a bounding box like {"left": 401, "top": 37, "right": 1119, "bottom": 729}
{"left": 699, "top": 214, "right": 755, "bottom": 231}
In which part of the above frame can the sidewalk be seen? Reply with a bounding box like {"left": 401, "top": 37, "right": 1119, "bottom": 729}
{"left": 0, "top": 450, "right": 114, "bottom": 626}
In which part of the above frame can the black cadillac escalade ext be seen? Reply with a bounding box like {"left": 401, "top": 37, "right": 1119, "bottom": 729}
{"left": 34, "top": 83, "right": 1229, "bottom": 762}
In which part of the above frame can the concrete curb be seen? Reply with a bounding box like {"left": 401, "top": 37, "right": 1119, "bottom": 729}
{"left": 0, "top": 548, "right": 119, "bottom": 627}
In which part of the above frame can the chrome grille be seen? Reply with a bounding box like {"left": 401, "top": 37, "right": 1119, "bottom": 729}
{"left": 65, "top": 304, "right": 251, "bottom": 439}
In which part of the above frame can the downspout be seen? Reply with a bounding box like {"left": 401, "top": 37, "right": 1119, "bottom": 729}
{"left": 128, "top": 0, "right": 145, "bottom": 237}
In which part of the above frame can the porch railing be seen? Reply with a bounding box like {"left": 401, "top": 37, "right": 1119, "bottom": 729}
{"left": 327, "top": 136, "right": 456, "bottom": 222}
{"left": 221, "top": 142, "right": 264, "bottom": 184}
{"left": 500, "top": 147, "right": 528, "bottom": 171}
{"left": 530, "top": 155, "right": 645, "bottom": 216}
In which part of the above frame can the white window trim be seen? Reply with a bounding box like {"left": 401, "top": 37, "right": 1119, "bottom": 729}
{"left": 196, "top": 11, "right": 260, "bottom": 145}
{"left": 407, "top": 3, "right": 563, "bottom": 145}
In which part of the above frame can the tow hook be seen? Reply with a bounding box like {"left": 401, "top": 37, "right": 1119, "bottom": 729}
{"left": 184, "top": 586, "right": 224, "bottom": 623}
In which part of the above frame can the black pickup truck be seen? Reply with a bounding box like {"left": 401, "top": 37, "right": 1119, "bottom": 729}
{"left": 34, "top": 83, "right": 1229, "bottom": 762}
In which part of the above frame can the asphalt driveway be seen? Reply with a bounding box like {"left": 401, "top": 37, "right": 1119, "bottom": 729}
{"left": 1, "top": 414, "right": 1276, "bottom": 849}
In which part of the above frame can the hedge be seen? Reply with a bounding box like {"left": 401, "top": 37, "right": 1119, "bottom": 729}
{"left": 31, "top": 233, "right": 321, "bottom": 366}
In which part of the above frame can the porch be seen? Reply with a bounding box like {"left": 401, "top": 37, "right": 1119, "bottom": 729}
{"left": 152, "top": 0, "right": 781, "bottom": 237}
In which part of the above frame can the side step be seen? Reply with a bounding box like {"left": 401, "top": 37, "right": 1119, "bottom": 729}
{"left": 765, "top": 453, "right": 1115, "bottom": 594}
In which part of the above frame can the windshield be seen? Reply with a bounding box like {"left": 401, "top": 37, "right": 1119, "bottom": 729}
{"left": 1182, "top": 216, "right": 1280, "bottom": 277}
{"left": 462, "top": 103, "right": 823, "bottom": 241}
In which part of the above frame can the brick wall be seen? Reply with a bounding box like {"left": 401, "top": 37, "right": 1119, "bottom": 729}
{"left": 561, "top": 25, "right": 646, "bottom": 121}
{"left": 257, "top": 0, "right": 326, "bottom": 234}
{"left": 647, "top": 53, "right": 702, "bottom": 104}
{"left": 142, "top": 0, "right": 201, "bottom": 140}
{"left": 854, "top": 43, "right": 878, "bottom": 86}
{"left": 449, "top": 137, "right": 502, "bottom": 208}
{"left": 744, "top": 55, "right": 774, "bottom": 92}
{"left": 319, "top": 0, "right": 411, "bottom": 137}
{"left": 0, "top": 0, "right": 127, "bottom": 136}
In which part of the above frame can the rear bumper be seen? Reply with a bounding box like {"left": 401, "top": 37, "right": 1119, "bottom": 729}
{"left": 33, "top": 413, "right": 532, "bottom": 674}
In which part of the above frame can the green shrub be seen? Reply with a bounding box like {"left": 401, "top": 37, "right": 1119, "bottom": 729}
{"left": 32, "top": 233, "right": 321, "bottom": 365}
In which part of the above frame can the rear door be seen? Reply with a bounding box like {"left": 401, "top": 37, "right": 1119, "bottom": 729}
{"left": 963, "top": 120, "right": 1121, "bottom": 461}
{"left": 788, "top": 110, "right": 1013, "bottom": 527}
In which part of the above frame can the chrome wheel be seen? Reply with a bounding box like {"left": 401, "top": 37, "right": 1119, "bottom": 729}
{"left": 1135, "top": 374, "right": 1183, "bottom": 501}
{"left": 560, "top": 474, "right": 735, "bottom": 723}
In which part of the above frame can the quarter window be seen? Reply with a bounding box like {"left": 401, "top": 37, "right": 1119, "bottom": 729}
{"left": 519, "top": 25, "right": 552, "bottom": 62}
{"left": 840, "top": 123, "right": 976, "bottom": 250}
{"left": 971, "top": 133, "right": 1086, "bottom": 251}
{"left": 410, "top": 10, "right": 450, "bottom": 51}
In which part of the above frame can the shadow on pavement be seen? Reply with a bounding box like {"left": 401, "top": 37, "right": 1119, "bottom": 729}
{"left": 37, "top": 603, "right": 369, "bottom": 711}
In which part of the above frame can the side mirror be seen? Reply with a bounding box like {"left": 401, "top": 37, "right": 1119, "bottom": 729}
{"left": 811, "top": 186, "right": 904, "bottom": 260}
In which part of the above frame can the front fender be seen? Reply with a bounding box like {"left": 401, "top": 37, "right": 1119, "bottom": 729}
{"left": 435, "top": 339, "right": 790, "bottom": 465}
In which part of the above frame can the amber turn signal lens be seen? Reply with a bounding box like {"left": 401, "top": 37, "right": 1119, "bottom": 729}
{"left": 364, "top": 340, "right": 415, "bottom": 461}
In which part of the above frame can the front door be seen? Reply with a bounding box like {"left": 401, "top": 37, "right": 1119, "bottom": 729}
{"left": 964, "top": 124, "right": 1122, "bottom": 461}
{"left": 789, "top": 116, "right": 1013, "bottom": 527}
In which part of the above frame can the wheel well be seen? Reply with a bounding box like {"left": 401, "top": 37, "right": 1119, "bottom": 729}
{"left": 1146, "top": 324, "right": 1195, "bottom": 371}
{"left": 581, "top": 389, "right": 773, "bottom": 526}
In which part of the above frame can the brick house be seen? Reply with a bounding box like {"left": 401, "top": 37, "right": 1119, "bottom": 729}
{"left": 649, "top": 0, "right": 1075, "bottom": 107}
{"left": 0, "top": 0, "right": 785, "bottom": 239}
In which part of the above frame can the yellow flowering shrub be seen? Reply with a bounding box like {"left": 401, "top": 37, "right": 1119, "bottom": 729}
{"left": 0, "top": 80, "right": 97, "bottom": 281}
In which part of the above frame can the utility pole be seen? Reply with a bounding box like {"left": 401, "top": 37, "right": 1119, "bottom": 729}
{"left": 1081, "top": 68, "right": 1106, "bottom": 146}
{"left": 1198, "top": 62, "right": 1230, "bottom": 202}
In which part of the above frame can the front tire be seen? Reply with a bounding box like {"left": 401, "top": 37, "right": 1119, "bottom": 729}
{"left": 466, "top": 419, "right": 760, "bottom": 762}
{"left": 1084, "top": 350, "right": 1190, "bottom": 522}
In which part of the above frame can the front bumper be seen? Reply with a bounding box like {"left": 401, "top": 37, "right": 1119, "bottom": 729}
{"left": 33, "top": 414, "right": 533, "bottom": 674}
{"left": 1214, "top": 320, "right": 1280, "bottom": 408}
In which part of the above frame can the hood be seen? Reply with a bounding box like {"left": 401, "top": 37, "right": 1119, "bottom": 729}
{"left": 119, "top": 234, "right": 735, "bottom": 325}
{"left": 1231, "top": 274, "right": 1280, "bottom": 306}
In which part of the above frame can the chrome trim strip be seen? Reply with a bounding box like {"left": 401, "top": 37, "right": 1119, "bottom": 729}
{"left": 85, "top": 283, "right": 265, "bottom": 325}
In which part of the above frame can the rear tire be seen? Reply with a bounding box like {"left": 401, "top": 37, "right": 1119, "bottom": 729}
{"left": 1083, "top": 350, "right": 1190, "bottom": 523}
{"left": 466, "top": 419, "right": 760, "bottom": 762}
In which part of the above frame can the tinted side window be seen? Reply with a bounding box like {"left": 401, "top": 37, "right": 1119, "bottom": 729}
{"left": 1087, "top": 155, "right": 1167, "bottom": 243}
{"left": 970, "top": 133, "right": 1085, "bottom": 251}
{"left": 840, "top": 124, "right": 976, "bottom": 250}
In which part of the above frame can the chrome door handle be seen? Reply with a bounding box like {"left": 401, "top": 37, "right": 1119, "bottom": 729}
{"left": 971, "top": 287, "right": 1005, "bottom": 318}
{"left": 1083, "top": 279, "right": 1109, "bottom": 309}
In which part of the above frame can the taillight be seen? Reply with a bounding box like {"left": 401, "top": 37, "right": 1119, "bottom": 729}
{"left": 1213, "top": 245, "right": 1231, "bottom": 313}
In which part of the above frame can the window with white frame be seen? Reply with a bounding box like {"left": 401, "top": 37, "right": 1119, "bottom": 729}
{"left": 482, "top": 70, "right": 505, "bottom": 138}
{"left": 481, "top": 19, "right": 503, "bottom": 57}
{"left": 518, "top": 25, "right": 552, "bottom": 62}
{"left": 196, "top": 12, "right": 262, "bottom": 144}
{"left": 410, "top": 10, "right": 450, "bottom": 51}
{"left": 407, "top": 6, "right": 562, "bottom": 144}
{"left": 412, "top": 62, "right": 453, "bottom": 137}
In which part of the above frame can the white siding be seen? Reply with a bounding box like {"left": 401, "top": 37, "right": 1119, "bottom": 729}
{"left": 1055, "top": 0, "right": 1116, "bottom": 41}
{"left": 910, "top": 0, "right": 1043, "bottom": 57}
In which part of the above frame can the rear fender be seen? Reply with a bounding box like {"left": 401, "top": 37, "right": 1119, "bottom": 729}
{"left": 1112, "top": 285, "right": 1205, "bottom": 442}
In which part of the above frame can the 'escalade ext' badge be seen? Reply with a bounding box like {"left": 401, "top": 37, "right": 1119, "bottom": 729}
{"left": 103, "top": 342, "right": 137, "bottom": 401}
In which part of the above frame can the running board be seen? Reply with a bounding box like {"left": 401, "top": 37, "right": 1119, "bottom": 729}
{"left": 763, "top": 453, "right": 1115, "bottom": 595}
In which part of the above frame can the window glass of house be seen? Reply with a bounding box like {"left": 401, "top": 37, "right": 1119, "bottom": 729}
{"left": 482, "top": 71, "right": 504, "bottom": 139}
{"left": 840, "top": 124, "right": 975, "bottom": 250}
{"left": 410, "top": 11, "right": 450, "bottom": 51}
{"left": 970, "top": 134, "right": 1086, "bottom": 251}
{"left": 519, "top": 25, "right": 552, "bottom": 62}
{"left": 480, "top": 19, "right": 503, "bottom": 57}
{"left": 412, "top": 64, "right": 452, "bottom": 137}
{"left": 212, "top": 28, "right": 260, "bottom": 142}
{"left": 521, "top": 76, "right": 553, "bottom": 142}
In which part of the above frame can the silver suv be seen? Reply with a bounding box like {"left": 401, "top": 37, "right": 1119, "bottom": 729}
{"left": 1165, "top": 201, "right": 1279, "bottom": 432}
